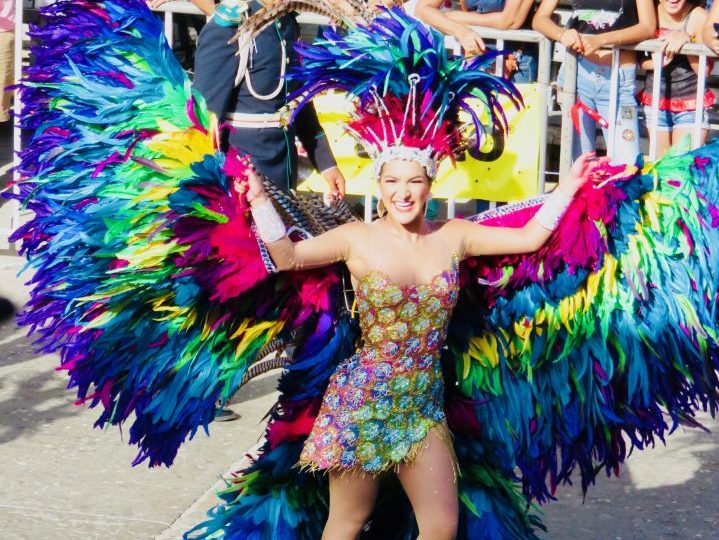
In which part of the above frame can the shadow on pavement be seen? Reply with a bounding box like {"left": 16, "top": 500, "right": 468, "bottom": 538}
{"left": 0, "top": 364, "right": 77, "bottom": 446}
{"left": 542, "top": 421, "right": 719, "bottom": 538}
{"left": 0, "top": 321, "right": 42, "bottom": 369}
{"left": 230, "top": 373, "right": 279, "bottom": 407}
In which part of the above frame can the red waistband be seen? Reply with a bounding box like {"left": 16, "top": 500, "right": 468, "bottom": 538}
{"left": 637, "top": 90, "right": 715, "bottom": 112}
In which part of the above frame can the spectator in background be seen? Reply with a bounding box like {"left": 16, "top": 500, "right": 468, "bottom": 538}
{"left": 416, "top": 0, "right": 538, "bottom": 83}
{"left": 194, "top": 0, "right": 344, "bottom": 195}
{"left": 534, "top": 0, "right": 656, "bottom": 165}
{"left": 639, "top": 0, "right": 711, "bottom": 157}
{"left": 0, "top": 1, "right": 14, "bottom": 123}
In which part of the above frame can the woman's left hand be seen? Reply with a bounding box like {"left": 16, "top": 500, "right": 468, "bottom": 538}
{"left": 662, "top": 30, "right": 691, "bottom": 60}
{"left": 233, "top": 166, "right": 269, "bottom": 207}
{"left": 559, "top": 152, "right": 610, "bottom": 196}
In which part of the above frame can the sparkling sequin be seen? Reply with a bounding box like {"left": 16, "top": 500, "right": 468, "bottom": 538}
{"left": 299, "top": 259, "right": 459, "bottom": 473}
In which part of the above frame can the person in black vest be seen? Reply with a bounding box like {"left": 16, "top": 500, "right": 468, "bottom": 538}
{"left": 150, "top": 0, "right": 345, "bottom": 195}
{"left": 192, "top": 0, "right": 345, "bottom": 196}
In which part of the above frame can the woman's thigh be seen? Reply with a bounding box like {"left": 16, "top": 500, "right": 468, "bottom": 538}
{"left": 396, "top": 430, "right": 458, "bottom": 527}
{"left": 327, "top": 468, "right": 381, "bottom": 520}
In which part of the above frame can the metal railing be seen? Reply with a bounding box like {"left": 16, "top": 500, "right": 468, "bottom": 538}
{"left": 149, "top": 1, "right": 331, "bottom": 40}
{"left": 147, "top": 6, "right": 556, "bottom": 219}
{"left": 559, "top": 40, "right": 717, "bottom": 173}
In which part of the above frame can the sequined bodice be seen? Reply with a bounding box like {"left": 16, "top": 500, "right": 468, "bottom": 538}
{"left": 355, "top": 269, "right": 459, "bottom": 360}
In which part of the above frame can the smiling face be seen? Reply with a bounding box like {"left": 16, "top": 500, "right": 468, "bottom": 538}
{"left": 377, "top": 159, "right": 432, "bottom": 225}
{"left": 661, "top": 0, "right": 688, "bottom": 17}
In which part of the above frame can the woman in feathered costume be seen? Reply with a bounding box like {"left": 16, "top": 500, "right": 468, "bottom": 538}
{"left": 238, "top": 93, "right": 594, "bottom": 540}
{"left": 232, "top": 15, "right": 600, "bottom": 536}
{"left": 11, "top": 0, "right": 719, "bottom": 538}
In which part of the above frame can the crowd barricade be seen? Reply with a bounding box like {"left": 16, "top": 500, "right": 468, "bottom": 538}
{"left": 610, "top": 41, "right": 716, "bottom": 162}
{"left": 9, "top": 3, "right": 557, "bottom": 228}
{"left": 560, "top": 41, "right": 718, "bottom": 169}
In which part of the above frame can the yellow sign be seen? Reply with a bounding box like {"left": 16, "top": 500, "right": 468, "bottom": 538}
{"left": 298, "top": 84, "right": 541, "bottom": 201}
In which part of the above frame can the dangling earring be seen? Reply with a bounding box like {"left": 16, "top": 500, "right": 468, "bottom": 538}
{"left": 377, "top": 198, "right": 387, "bottom": 218}
{"left": 375, "top": 183, "right": 387, "bottom": 218}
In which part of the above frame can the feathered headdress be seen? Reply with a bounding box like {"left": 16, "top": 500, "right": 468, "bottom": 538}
{"left": 289, "top": 7, "right": 523, "bottom": 179}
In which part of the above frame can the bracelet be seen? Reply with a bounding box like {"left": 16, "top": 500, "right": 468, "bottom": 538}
{"left": 250, "top": 199, "right": 286, "bottom": 243}
{"left": 534, "top": 188, "right": 573, "bottom": 231}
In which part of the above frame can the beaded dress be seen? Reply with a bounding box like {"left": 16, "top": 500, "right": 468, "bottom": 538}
{"left": 299, "top": 257, "right": 459, "bottom": 473}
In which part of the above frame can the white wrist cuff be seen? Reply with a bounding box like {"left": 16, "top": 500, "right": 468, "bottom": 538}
{"left": 250, "top": 200, "right": 286, "bottom": 243}
{"left": 534, "top": 188, "right": 573, "bottom": 231}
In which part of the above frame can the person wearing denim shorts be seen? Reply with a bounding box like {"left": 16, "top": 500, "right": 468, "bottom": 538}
{"left": 416, "top": 0, "right": 537, "bottom": 83}
{"left": 534, "top": 0, "right": 656, "bottom": 165}
{"left": 639, "top": 0, "right": 712, "bottom": 157}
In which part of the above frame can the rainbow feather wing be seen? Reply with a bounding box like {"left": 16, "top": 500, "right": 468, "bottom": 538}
{"left": 11, "top": 0, "right": 347, "bottom": 468}
{"left": 446, "top": 143, "right": 719, "bottom": 532}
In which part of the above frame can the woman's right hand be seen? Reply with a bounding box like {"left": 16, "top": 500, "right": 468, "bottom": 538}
{"left": 233, "top": 167, "right": 268, "bottom": 207}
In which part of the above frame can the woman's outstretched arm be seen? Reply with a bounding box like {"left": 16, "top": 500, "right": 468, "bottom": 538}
{"left": 236, "top": 170, "right": 358, "bottom": 272}
{"left": 449, "top": 152, "right": 602, "bottom": 259}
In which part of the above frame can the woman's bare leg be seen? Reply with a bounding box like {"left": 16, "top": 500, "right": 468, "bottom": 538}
{"left": 652, "top": 130, "right": 672, "bottom": 159}
{"left": 323, "top": 468, "right": 381, "bottom": 540}
{"left": 397, "top": 430, "right": 459, "bottom": 540}
{"left": 672, "top": 126, "right": 708, "bottom": 149}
